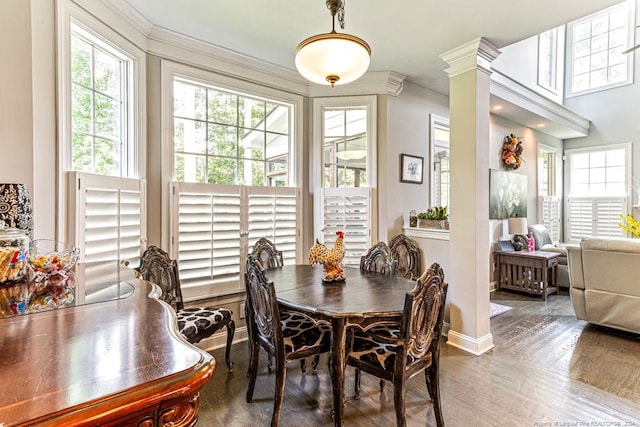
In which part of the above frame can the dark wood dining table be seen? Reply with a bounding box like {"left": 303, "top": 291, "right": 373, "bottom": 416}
{"left": 265, "top": 264, "right": 417, "bottom": 427}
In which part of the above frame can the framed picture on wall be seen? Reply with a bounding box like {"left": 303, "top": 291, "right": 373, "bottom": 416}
{"left": 400, "top": 153, "right": 424, "bottom": 184}
{"left": 489, "top": 169, "right": 527, "bottom": 219}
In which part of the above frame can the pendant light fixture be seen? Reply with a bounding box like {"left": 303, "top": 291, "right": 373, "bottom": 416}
{"left": 295, "top": 0, "right": 371, "bottom": 87}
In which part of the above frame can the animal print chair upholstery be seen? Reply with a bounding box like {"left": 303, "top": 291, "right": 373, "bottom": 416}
{"left": 389, "top": 233, "right": 422, "bottom": 280}
{"left": 347, "top": 263, "right": 448, "bottom": 427}
{"left": 136, "top": 245, "right": 235, "bottom": 371}
{"left": 245, "top": 255, "right": 331, "bottom": 426}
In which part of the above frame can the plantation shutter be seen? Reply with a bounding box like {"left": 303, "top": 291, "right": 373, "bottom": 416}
{"left": 567, "top": 197, "right": 626, "bottom": 243}
{"left": 321, "top": 187, "right": 371, "bottom": 266}
{"left": 538, "top": 196, "right": 561, "bottom": 242}
{"left": 68, "top": 172, "right": 146, "bottom": 265}
{"left": 247, "top": 187, "right": 299, "bottom": 264}
{"left": 173, "top": 183, "right": 242, "bottom": 299}
{"left": 172, "top": 183, "right": 300, "bottom": 300}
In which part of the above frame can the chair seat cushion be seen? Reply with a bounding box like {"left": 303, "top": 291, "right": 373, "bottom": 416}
{"left": 351, "top": 325, "right": 431, "bottom": 371}
{"left": 280, "top": 311, "right": 331, "bottom": 354}
{"left": 351, "top": 324, "right": 401, "bottom": 371}
{"left": 177, "top": 307, "right": 233, "bottom": 343}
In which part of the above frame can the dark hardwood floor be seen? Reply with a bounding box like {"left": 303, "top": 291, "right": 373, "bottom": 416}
{"left": 198, "top": 290, "right": 640, "bottom": 426}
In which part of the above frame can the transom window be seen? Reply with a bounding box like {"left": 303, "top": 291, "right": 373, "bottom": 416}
{"left": 566, "top": 0, "right": 634, "bottom": 96}
{"left": 173, "top": 78, "right": 292, "bottom": 187}
{"left": 70, "top": 24, "right": 130, "bottom": 176}
{"left": 538, "top": 28, "right": 559, "bottom": 92}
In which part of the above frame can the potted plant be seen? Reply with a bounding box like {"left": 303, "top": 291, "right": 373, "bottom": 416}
{"left": 417, "top": 206, "right": 449, "bottom": 229}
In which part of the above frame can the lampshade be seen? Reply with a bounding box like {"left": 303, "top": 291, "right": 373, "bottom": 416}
{"left": 295, "top": 0, "right": 371, "bottom": 87}
{"left": 507, "top": 217, "right": 528, "bottom": 236}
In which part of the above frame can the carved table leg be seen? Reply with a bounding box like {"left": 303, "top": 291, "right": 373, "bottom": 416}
{"left": 329, "top": 317, "right": 347, "bottom": 427}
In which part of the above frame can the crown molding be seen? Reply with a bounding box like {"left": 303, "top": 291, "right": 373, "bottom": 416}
{"left": 147, "top": 26, "right": 312, "bottom": 95}
{"left": 87, "top": 1, "right": 406, "bottom": 97}
{"left": 440, "top": 37, "right": 501, "bottom": 78}
{"left": 307, "top": 71, "right": 406, "bottom": 97}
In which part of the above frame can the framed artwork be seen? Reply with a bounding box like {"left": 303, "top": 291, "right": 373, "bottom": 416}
{"left": 400, "top": 153, "right": 424, "bottom": 184}
{"left": 489, "top": 169, "right": 527, "bottom": 219}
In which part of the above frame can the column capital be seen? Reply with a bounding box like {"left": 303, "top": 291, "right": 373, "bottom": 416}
{"left": 439, "top": 37, "right": 501, "bottom": 78}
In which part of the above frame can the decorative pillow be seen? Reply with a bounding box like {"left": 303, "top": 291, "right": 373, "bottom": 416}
{"left": 529, "top": 224, "right": 552, "bottom": 250}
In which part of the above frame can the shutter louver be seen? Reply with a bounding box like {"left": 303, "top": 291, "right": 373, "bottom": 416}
{"left": 539, "top": 196, "right": 561, "bottom": 242}
{"left": 247, "top": 188, "right": 298, "bottom": 265}
{"left": 70, "top": 172, "right": 146, "bottom": 265}
{"left": 567, "top": 197, "right": 627, "bottom": 242}
{"left": 322, "top": 187, "right": 371, "bottom": 266}
{"left": 176, "top": 186, "right": 242, "bottom": 291}
{"left": 595, "top": 199, "right": 625, "bottom": 238}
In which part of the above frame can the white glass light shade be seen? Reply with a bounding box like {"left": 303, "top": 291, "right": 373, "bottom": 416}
{"left": 295, "top": 32, "right": 371, "bottom": 86}
{"left": 507, "top": 217, "right": 528, "bottom": 235}
{"left": 335, "top": 150, "right": 367, "bottom": 160}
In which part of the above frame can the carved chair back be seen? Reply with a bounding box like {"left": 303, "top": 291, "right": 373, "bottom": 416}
{"left": 401, "top": 263, "right": 448, "bottom": 365}
{"left": 251, "top": 237, "right": 284, "bottom": 270}
{"left": 136, "top": 245, "right": 184, "bottom": 311}
{"left": 245, "top": 255, "right": 285, "bottom": 360}
{"left": 389, "top": 233, "right": 422, "bottom": 280}
{"left": 360, "top": 241, "right": 395, "bottom": 274}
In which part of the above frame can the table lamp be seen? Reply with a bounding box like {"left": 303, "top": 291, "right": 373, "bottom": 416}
{"left": 507, "top": 217, "right": 528, "bottom": 251}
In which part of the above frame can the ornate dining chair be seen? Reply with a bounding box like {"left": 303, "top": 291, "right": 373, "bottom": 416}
{"left": 244, "top": 255, "right": 331, "bottom": 427}
{"left": 135, "top": 245, "right": 235, "bottom": 371}
{"left": 389, "top": 233, "right": 422, "bottom": 280}
{"left": 347, "top": 263, "right": 448, "bottom": 427}
{"left": 360, "top": 241, "right": 396, "bottom": 274}
{"left": 251, "top": 237, "right": 284, "bottom": 270}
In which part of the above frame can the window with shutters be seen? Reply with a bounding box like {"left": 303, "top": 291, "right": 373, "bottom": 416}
{"left": 172, "top": 183, "right": 300, "bottom": 299}
{"left": 164, "top": 63, "right": 302, "bottom": 300}
{"left": 314, "top": 96, "right": 376, "bottom": 265}
{"left": 565, "top": 144, "right": 631, "bottom": 242}
{"left": 537, "top": 144, "right": 560, "bottom": 241}
{"left": 60, "top": 6, "right": 146, "bottom": 264}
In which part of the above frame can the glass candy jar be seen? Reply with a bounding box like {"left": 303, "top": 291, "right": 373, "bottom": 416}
{"left": 0, "top": 225, "right": 31, "bottom": 316}
{"left": 0, "top": 225, "right": 29, "bottom": 285}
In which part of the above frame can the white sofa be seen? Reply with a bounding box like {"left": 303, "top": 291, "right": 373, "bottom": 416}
{"left": 567, "top": 237, "right": 640, "bottom": 334}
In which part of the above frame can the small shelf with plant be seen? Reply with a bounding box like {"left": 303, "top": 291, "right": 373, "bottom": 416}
{"left": 417, "top": 206, "right": 449, "bottom": 230}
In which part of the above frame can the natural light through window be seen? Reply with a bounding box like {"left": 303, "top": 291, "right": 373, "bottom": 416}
{"left": 173, "top": 78, "right": 292, "bottom": 187}
{"left": 70, "top": 25, "right": 129, "bottom": 176}
{"left": 569, "top": 148, "right": 626, "bottom": 196}
{"left": 323, "top": 108, "right": 368, "bottom": 188}
{"left": 567, "top": 1, "right": 634, "bottom": 96}
{"left": 538, "top": 28, "right": 558, "bottom": 92}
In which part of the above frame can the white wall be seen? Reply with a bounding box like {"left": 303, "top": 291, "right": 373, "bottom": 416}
{"left": 0, "top": 2, "right": 34, "bottom": 200}
{"left": 382, "top": 81, "right": 449, "bottom": 241}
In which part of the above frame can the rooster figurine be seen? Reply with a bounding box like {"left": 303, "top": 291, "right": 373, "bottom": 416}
{"left": 308, "top": 231, "right": 346, "bottom": 283}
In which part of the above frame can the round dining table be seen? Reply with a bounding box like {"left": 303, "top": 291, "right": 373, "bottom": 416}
{"left": 265, "top": 264, "right": 417, "bottom": 427}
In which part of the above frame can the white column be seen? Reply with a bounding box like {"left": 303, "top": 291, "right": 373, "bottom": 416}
{"left": 440, "top": 38, "right": 500, "bottom": 355}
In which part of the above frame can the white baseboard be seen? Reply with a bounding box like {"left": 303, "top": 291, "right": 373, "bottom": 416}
{"left": 446, "top": 330, "right": 494, "bottom": 356}
{"left": 195, "top": 326, "right": 249, "bottom": 353}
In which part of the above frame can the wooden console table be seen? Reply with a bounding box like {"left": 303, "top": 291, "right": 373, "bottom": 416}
{"left": 496, "top": 250, "right": 560, "bottom": 301}
{"left": 0, "top": 262, "right": 216, "bottom": 426}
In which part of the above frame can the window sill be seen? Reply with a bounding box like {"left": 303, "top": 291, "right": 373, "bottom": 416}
{"left": 403, "top": 227, "right": 450, "bottom": 241}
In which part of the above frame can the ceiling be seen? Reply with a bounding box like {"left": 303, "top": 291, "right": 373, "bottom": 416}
{"left": 120, "top": 0, "right": 621, "bottom": 95}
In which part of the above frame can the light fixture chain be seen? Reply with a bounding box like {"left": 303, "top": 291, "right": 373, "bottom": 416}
{"left": 337, "top": 0, "right": 345, "bottom": 29}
